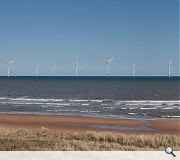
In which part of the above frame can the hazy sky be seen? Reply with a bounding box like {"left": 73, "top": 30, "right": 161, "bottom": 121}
{"left": 0, "top": 0, "right": 179, "bottom": 76}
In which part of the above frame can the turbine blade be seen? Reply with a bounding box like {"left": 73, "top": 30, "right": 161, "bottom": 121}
{"left": 7, "top": 60, "right": 15, "bottom": 64}
{"left": 109, "top": 58, "right": 113, "bottom": 62}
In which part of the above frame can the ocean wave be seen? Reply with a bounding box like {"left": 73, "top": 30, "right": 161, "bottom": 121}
{"left": 12, "top": 97, "right": 64, "bottom": 102}
{"left": 81, "top": 103, "right": 90, "bottom": 106}
{"left": 161, "top": 115, "right": 180, "bottom": 118}
{"left": 0, "top": 102, "right": 46, "bottom": 105}
{"left": 161, "top": 107, "right": 174, "bottom": 110}
{"left": 120, "top": 108, "right": 126, "bottom": 110}
{"left": 80, "top": 110, "right": 101, "bottom": 113}
{"left": 128, "top": 112, "right": 137, "bottom": 115}
{"left": 1, "top": 97, "right": 179, "bottom": 104}
{"left": 115, "top": 100, "right": 180, "bottom": 105}
{"left": 89, "top": 100, "right": 103, "bottom": 103}
{"left": 0, "top": 97, "right": 9, "bottom": 100}
{"left": 140, "top": 107, "right": 157, "bottom": 110}
{"left": 47, "top": 109, "right": 70, "bottom": 112}
{"left": 69, "top": 99, "right": 89, "bottom": 102}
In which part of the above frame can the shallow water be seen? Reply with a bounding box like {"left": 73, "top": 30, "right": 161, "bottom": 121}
{"left": 90, "top": 125, "right": 156, "bottom": 131}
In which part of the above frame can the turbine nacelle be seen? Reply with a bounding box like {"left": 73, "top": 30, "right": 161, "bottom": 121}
{"left": 106, "top": 58, "right": 113, "bottom": 64}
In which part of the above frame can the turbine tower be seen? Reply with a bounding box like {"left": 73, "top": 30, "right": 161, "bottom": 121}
{"left": 6, "top": 60, "right": 15, "bottom": 77}
{"left": 168, "top": 59, "right": 172, "bottom": 77}
{"left": 106, "top": 58, "right": 113, "bottom": 78}
{"left": 51, "top": 64, "right": 57, "bottom": 76}
{"left": 132, "top": 62, "right": 136, "bottom": 76}
{"left": 74, "top": 61, "right": 80, "bottom": 77}
{"left": 35, "top": 65, "right": 38, "bottom": 77}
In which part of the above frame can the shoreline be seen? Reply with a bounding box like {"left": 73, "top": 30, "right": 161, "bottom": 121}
{"left": 0, "top": 114, "right": 179, "bottom": 135}
{"left": 1, "top": 112, "right": 180, "bottom": 120}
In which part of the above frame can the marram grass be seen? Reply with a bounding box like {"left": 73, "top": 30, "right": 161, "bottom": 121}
{"left": 0, "top": 127, "right": 179, "bottom": 151}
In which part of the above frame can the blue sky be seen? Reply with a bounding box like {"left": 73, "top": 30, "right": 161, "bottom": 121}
{"left": 0, "top": 0, "right": 179, "bottom": 76}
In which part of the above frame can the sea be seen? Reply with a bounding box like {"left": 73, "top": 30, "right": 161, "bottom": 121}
{"left": 0, "top": 76, "right": 179, "bottom": 120}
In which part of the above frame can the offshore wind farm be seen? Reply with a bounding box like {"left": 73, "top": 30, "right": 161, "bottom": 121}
{"left": 0, "top": 58, "right": 177, "bottom": 77}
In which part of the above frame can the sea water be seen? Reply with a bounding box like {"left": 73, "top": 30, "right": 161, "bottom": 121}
{"left": 0, "top": 76, "right": 179, "bottom": 119}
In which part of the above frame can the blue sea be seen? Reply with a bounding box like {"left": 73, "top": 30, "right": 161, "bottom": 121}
{"left": 0, "top": 76, "right": 179, "bottom": 119}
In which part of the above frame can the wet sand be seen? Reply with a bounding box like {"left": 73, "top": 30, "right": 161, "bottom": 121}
{"left": 0, "top": 114, "right": 179, "bottom": 135}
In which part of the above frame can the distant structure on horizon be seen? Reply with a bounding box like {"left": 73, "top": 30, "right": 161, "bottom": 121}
{"left": 168, "top": 59, "right": 172, "bottom": 77}
{"left": 0, "top": 58, "right": 176, "bottom": 77}
{"left": 74, "top": 61, "right": 80, "bottom": 77}
{"left": 6, "top": 60, "right": 15, "bottom": 77}
{"left": 51, "top": 64, "right": 57, "bottom": 76}
{"left": 35, "top": 65, "right": 38, "bottom": 77}
{"left": 132, "top": 62, "right": 136, "bottom": 76}
{"left": 106, "top": 58, "right": 113, "bottom": 78}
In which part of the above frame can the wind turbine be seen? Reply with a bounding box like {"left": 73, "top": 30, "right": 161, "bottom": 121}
{"left": 74, "top": 61, "right": 80, "bottom": 77}
{"left": 106, "top": 58, "right": 113, "bottom": 78}
{"left": 35, "top": 65, "right": 38, "bottom": 77}
{"left": 168, "top": 59, "right": 172, "bottom": 77}
{"left": 6, "top": 60, "right": 15, "bottom": 77}
{"left": 51, "top": 64, "right": 57, "bottom": 76}
{"left": 132, "top": 62, "right": 136, "bottom": 76}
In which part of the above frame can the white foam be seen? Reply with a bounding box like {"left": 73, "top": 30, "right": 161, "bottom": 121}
{"left": 81, "top": 103, "right": 89, "bottom": 106}
{"left": 0, "top": 102, "right": 45, "bottom": 105}
{"left": 69, "top": 99, "right": 89, "bottom": 102}
{"left": 90, "top": 100, "right": 103, "bottom": 103}
{"left": 80, "top": 110, "right": 101, "bottom": 113}
{"left": 140, "top": 107, "right": 157, "bottom": 110}
{"left": 129, "top": 107, "right": 138, "bottom": 109}
{"left": 80, "top": 110, "right": 89, "bottom": 113}
{"left": 0, "top": 97, "right": 8, "bottom": 100}
{"left": 103, "top": 107, "right": 115, "bottom": 109}
{"left": 49, "top": 109, "right": 70, "bottom": 112}
{"left": 161, "top": 107, "right": 173, "bottom": 110}
{"left": 41, "top": 105, "right": 49, "bottom": 108}
{"left": 8, "top": 97, "right": 64, "bottom": 102}
{"left": 54, "top": 103, "right": 70, "bottom": 106}
{"left": 162, "top": 115, "right": 180, "bottom": 118}
{"left": 128, "top": 113, "right": 137, "bottom": 115}
{"left": 115, "top": 100, "right": 180, "bottom": 106}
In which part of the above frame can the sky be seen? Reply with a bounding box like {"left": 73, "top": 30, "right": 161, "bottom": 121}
{"left": 0, "top": 0, "right": 179, "bottom": 76}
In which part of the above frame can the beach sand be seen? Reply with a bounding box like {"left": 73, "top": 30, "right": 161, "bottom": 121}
{"left": 0, "top": 114, "right": 179, "bottom": 151}
{"left": 0, "top": 114, "right": 179, "bottom": 134}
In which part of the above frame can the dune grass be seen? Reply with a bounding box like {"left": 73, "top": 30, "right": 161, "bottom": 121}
{"left": 0, "top": 127, "right": 179, "bottom": 151}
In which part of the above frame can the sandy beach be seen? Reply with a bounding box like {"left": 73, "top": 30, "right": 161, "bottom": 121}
{"left": 0, "top": 114, "right": 179, "bottom": 135}
{"left": 0, "top": 114, "right": 179, "bottom": 151}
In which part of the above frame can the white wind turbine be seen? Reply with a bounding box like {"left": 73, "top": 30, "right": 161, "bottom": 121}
{"left": 106, "top": 58, "right": 113, "bottom": 78}
{"left": 6, "top": 60, "right": 15, "bottom": 77}
{"left": 51, "top": 64, "right": 57, "bottom": 76}
{"left": 35, "top": 65, "right": 38, "bottom": 77}
{"left": 74, "top": 61, "right": 80, "bottom": 77}
{"left": 168, "top": 59, "right": 172, "bottom": 77}
{"left": 132, "top": 62, "right": 136, "bottom": 76}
